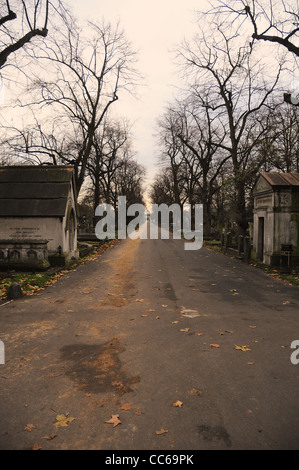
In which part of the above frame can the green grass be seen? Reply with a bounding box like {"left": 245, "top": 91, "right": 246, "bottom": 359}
{"left": 203, "top": 240, "right": 222, "bottom": 252}
{"left": 249, "top": 262, "right": 299, "bottom": 287}
{"left": 0, "top": 240, "right": 118, "bottom": 301}
{"left": 203, "top": 240, "right": 299, "bottom": 286}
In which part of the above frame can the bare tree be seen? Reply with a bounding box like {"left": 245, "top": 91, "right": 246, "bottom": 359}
{"left": 178, "top": 16, "right": 282, "bottom": 235}
{"left": 170, "top": 94, "right": 230, "bottom": 236}
{"left": 211, "top": 0, "right": 299, "bottom": 58}
{"left": 255, "top": 102, "right": 299, "bottom": 172}
{"left": 5, "top": 13, "right": 140, "bottom": 193}
{"left": 150, "top": 167, "right": 180, "bottom": 206}
{"left": 156, "top": 107, "right": 187, "bottom": 207}
{"left": 113, "top": 158, "right": 146, "bottom": 207}
{"left": 0, "top": 0, "right": 52, "bottom": 69}
{"left": 86, "top": 116, "right": 134, "bottom": 212}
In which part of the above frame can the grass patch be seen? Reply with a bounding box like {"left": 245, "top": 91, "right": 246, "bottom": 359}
{"left": 249, "top": 262, "right": 299, "bottom": 287}
{"left": 203, "top": 240, "right": 299, "bottom": 286}
{"left": 203, "top": 240, "right": 222, "bottom": 252}
{"left": 0, "top": 239, "right": 119, "bottom": 301}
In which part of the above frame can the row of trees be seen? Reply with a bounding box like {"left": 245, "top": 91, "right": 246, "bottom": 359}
{"left": 151, "top": 0, "right": 299, "bottom": 237}
{"left": 0, "top": 1, "right": 146, "bottom": 217}
{"left": 1, "top": 1, "right": 299, "bottom": 237}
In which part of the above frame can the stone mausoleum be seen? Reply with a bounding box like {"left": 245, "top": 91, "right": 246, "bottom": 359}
{"left": 0, "top": 166, "right": 79, "bottom": 269}
{"left": 252, "top": 172, "right": 299, "bottom": 268}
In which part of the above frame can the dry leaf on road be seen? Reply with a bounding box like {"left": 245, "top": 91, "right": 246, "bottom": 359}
{"left": 104, "top": 414, "right": 122, "bottom": 427}
{"left": 119, "top": 404, "right": 132, "bottom": 411}
{"left": 234, "top": 345, "right": 251, "bottom": 351}
{"left": 24, "top": 424, "right": 36, "bottom": 432}
{"left": 54, "top": 414, "right": 76, "bottom": 428}
{"left": 43, "top": 433, "right": 57, "bottom": 440}
{"left": 172, "top": 400, "right": 183, "bottom": 407}
{"left": 32, "top": 443, "right": 42, "bottom": 450}
{"left": 156, "top": 428, "right": 168, "bottom": 435}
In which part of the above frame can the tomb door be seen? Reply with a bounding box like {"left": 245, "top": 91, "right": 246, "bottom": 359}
{"left": 257, "top": 217, "right": 264, "bottom": 261}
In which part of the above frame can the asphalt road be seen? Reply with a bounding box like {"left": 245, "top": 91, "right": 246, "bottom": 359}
{"left": 0, "top": 235, "right": 299, "bottom": 450}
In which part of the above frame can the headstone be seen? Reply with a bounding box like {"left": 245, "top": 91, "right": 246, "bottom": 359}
{"left": 8, "top": 282, "right": 23, "bottom": 300}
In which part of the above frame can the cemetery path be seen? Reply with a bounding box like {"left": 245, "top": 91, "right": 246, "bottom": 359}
{"left": 0, "top": 237, "right": 299, "bottom": 450}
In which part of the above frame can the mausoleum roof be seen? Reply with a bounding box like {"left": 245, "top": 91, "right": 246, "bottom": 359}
{"left": 0, "top": 166, "right": 77, "bottom": 217}
{"left": 261, "top": 172, "right": 299, "bottom": 187}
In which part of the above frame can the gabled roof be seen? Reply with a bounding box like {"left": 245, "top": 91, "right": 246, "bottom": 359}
{"left": 0, "top": 166, "right": 77, "bottom": 217}
{"left": 261, "top": 172, "right": 299, "bottom": 187}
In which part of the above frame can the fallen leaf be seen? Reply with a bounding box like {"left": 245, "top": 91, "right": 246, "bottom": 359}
{"left": 104, "top": 414, "right": 122, "bottom": 427}
{"left": 172, "top": 400, "right": 183, "bottom": 407}
{"left": 24, "top": 424, "right": 36, "bottom": 432}
{"left": 119, "top": 403, "right": 132, "bottom": 411}
{"left": 156, "top": 428, "right": 168, "bottom": 435}
{"left": 195, "top": 332, "right": 203, "bottom": 336}
{"left": 146, "top": 309, "right": 156, "bottom": 312}
{"left": 234, "top": 345, "right": 251, "bottom": 351}
{"left": 282, "top": 301, "right": 290, "bottom": 305}
{"left": 247, "top": 362, "right": 255, "bottom": 365}
{"left": 54, "top": 414, "right": 76, "bottom": 428}
{"left": 162, "top": 304, "right": 168, "bottom": 308}
{"left": 141, "top": 314, "right": 148, "bottom": 317}
{"left": 188, "top": 388, "right": 202, "bottom": 396}
{"left": 210, "top": 344, "right": 220, "bottom": 348}
{"left": 172, "top": 321, "right": 179, "bottom": 324}
{"left": 180, "top": 328, "right": 189, "bottom": 332}
{"left": 43, "top": 433, "right": 57, "bottom": 441}
{"left": 32, "top": 443, "right": 42, "bottom": 450}
{"left": 136, "top": 299, "right": 144, "bottom": 303}
{"left": 249, "top": 325, "right": 256, "bottom": 328}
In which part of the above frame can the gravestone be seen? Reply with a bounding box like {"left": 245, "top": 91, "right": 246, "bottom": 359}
{"left": 8, "top": 282, "right": 23, "bottom": 300}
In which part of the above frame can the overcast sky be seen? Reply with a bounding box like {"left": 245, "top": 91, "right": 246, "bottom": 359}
{"left": 72, "top": 0, "right": 208, "bottom": 191}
